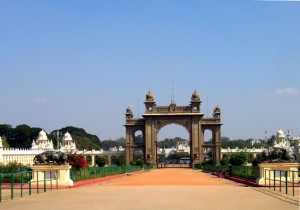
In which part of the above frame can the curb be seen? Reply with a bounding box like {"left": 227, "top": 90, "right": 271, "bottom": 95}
{"left": 64, "top": 170, "right": 147, "bottom": 189}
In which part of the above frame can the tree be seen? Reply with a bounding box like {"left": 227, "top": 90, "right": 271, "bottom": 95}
{"left": 50, "top": 126, "right": 102, "bottom": 150}
{"left": 134, "top": 134, "right": 144, "bottom": 145}
{"left": 101, "top": 137, "right": 125, "bottom": 150}
{"left": 157, "top": 137, "right": 188, "bottom": 148}
{"left": 220, "top": 154, "right": 229, "bottom": 165}
{"left": 114, "top": 155, "right": 126, "bottom": 166}
{"left": 229, "top": 152, "right": 249, "bottom": 166}
{"left": 67, "top": 154, "right": 88, "bottom": 170}
{"left": 252, "top": 154, "right": 263, "bottom": 166}
{"left": 1, "top": 135, "right": 10, "bottom": 148}
{"left": 95, "top": 156, "right": 108, "bottom": 167}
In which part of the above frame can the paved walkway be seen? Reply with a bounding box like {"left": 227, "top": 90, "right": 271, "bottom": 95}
{"left": 0, "top": 168, "right": 299, "bottom": 210}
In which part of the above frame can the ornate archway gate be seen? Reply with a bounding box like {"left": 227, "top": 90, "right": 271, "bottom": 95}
{"left": 124, "top": 90, "right": 222, "bottom": 167}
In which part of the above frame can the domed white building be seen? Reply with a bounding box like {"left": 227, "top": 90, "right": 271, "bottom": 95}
{"left": 60, "top": 131, "right": 77, "bottom": 153}
{"left": 31, "top": 129, "right": 54, "bottom": 151}
{"left": 0, "top": 129, "right": 127, "bottom": 166}
{"left": 0, "top": 129, "right": 54, "bottom": 165}
{"left": 273, "top": 129, "right": 289, "bottom": 148}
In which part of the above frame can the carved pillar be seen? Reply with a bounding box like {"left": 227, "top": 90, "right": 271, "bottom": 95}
{"left": 191, "top": 117, "right": 201, "bottom": 163}
{"left": 199, "top": 128, "right": 205, "bottom": 162}
{"left": 125, "top": 127, "right": 134, "bottom": 165}
{"left": 145, "top": 117, "right": 156, "bottom": 165}
{"left": 214, "top": 126, "right": 221, "bottom": 164}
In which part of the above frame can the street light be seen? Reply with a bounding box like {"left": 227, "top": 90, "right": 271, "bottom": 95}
{"left": 53, "top": 130, "right": 62, "bottom": 150}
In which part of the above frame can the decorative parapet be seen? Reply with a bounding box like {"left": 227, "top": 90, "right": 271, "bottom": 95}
{"left": 202, "top": 118, "right": 222, "bottom": 124}
{"left": 125, "top": 118, "right": 145, "bottom": 126}
{"left": 152, "top": 106, "right": 193, "bottom": 113}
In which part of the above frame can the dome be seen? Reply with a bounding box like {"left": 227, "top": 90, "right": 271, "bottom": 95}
{"left": 37, "top": 129, "right": 48, "bottom": 141}
{"left": 126, "top": 107, "right": 132, "bottom": 114}
{"left": 191, "top": 90, "right": 200, "bottom": 102}
{"left": 63, "top": 131, "right": 73, "bottom": 141}
{"left": 146, "top": 91, "right": 155, "bottom": 102}
{"left": 277, "top": 129, "right": 285, "bottom": 138}
{"left": 214, "top": 105, "right": 221, "bottom": 113}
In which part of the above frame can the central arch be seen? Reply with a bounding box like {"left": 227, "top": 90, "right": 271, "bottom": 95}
{"left": 124, "top": 90, "right": 222, "bottom": 167}
{"left": 156, "top": 124, "right": 191, "bottom": 167}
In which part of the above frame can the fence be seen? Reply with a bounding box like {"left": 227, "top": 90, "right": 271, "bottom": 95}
{"left": 264, "top": 169, "right": 299, "bottom": 197}
{"left": 157, "top": 163, "right": 190, "bottom": 168}
{"left": 202, "top": 165, "right": 259, "bottom": 180}
{"left": 0, "top": 170, "right": 58, "bottom": 202}
{"left": 70, "top": 165, "right": 152, "bottom": 182}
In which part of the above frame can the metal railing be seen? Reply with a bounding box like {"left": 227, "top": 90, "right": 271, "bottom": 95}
{"left": 264, "top": 169, "right": 299, "bottom": 197}
{"left": 158, "top": 163, "right": 190, "bottom": 168}
{"left": 70, "top": 166, "right": 150, "bottom": 182}
{"left": 0, "top": 170, "right": 58, "bottom": 202}
{"left": 202, "top": 165, "right": 259, "bottom": 180}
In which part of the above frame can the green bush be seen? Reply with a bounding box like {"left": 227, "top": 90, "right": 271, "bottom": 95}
{"left": 130, "top": 160, "right": 136, "bottom": 166}
{"left": 229, "top": 152, "right": 248, "bottom": 166}
{"left": 95, "top": 156, "right": 108, "bottom": 167}
{"left": 135, "top": 159, "right": 144, "bottom": 168}
{"left": 194, "top": 162, "right": 202, "bottom": 169}
{"left": 114, "top": 155, "right": 126, "bottom": 166}
{"left": 220, "top": 154, "right": 230, "bottom": 166}
{"left": 0, "top": 162, "right": 29, "bottom": 173}
{"left": 202, "top": 159, "right": 217, "bottom": 166}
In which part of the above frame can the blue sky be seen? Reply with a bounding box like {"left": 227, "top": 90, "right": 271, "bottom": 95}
{"left": 0, "top": 1, "right": 299, "bottom": 141}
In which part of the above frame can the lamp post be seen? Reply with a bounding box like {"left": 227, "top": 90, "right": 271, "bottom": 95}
{"left": 54, "top": 130, "right": 62, "bottom": 151}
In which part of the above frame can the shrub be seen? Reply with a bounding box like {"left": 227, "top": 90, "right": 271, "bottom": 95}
{"left": 67, "top": 154, "right": 88, "bottom": 170}
{"left": 130, "top": 160, "right": 136, "bottom": 166}
{"left": 0, "top": 162, "right": 28, "bottom": 173}
{"left": 114, "top": 155, "right": 126, "bottom": 166}
{"left": 194, "top": 162, "right": 202, "bottom": 169}
{"left": 220, "top": 154, "right": 230, "bottom": 166}
{"left": 202, "top": 159, "right": 217, "bottom": 166}
{"left": 135, "top": 159, "right": 144, "bottom": 168}
{"left": 229, "top": 152, "right": 248, "bottom": 166}
{"left": 95, "top": 156, "right": 108, "bottom": 167}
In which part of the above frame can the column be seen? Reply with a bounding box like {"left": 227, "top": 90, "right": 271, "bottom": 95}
{"left": 91, "top": 155, "right": 95, "bottom": 166}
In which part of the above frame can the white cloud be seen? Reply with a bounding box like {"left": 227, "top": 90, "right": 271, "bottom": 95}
{"left": 33, "top": 98, "right": 47, "bottom": 104}
{"left": 276, "top": 87, "right": 299, "bottom": 95}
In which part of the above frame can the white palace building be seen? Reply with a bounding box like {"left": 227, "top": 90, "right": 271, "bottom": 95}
{"left": 0, "top": 129, "right": 125, "bottom": 166}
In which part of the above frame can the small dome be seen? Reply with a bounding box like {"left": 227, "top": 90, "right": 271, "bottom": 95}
{"left": 277, "top": 129, "right": 285, "bottom": 138}
{"left": 63, "top": 131, "right": 73, "bottom": 141}
{"left": 214, "top": 105, "right": 221, "bottom": 113}
{"left": 37, "top": 129, "right": 48, "bottom": 141}
{"left": 191, "top": 90, "right": 200, "bottom": 102}
{"left": 126, "top": 107, "right": 132, "bottom": 114}
{"left": 146, "top": 91, "right": 155, "bottom": 102}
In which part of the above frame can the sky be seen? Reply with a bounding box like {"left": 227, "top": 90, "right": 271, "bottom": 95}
{"left": 0, "top": 1, "right": 299, "bottom": 141}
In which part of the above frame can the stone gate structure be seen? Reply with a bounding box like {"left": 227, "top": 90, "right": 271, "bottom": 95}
{"left": 124, "top": 90, "right": 223, "bottom": 167}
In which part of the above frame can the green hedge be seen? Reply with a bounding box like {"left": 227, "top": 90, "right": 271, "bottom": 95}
{"left": 70, "top": 165, "right": 149, "bottom": 182}
{"left": 203, "top": 165, "right": 259, "bottom": 180}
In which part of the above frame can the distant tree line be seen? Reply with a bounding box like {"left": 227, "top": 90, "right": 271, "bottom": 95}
{"left": 100, "top": 137, "right": 125, "bottom": 150}
{"left": 221, "top": 136, "right": 271, "bottom": 149}
{"left": 0, "top": 124, "right": 102, "bottom": 150}
{"left": 157, "top": 137, "right": 188, "bottom": 148}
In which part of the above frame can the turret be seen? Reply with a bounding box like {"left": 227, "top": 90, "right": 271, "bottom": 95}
{"left": 144, "top": 91, "right": 156, "bottom": 112}
{"left": 213, "top": 105, "right": 221, "bottom": 119}
{"left": 190, "top": 90, "right": 201, "bottom": 113}
{"left": 125, "top": 107, "right": 133, "bottom": 120}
